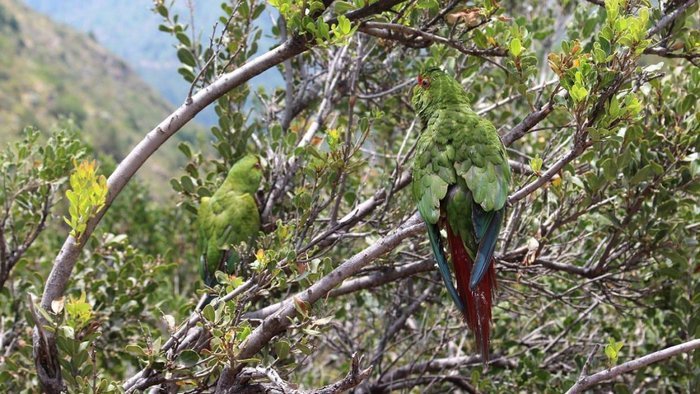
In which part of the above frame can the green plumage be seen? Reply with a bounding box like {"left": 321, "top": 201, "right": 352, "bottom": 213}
{"left": 412, "top": 70, "right": 510, "bottom": 227}
{"left": 411, "top": 69, "right": 510, "bottom": 357}
{"left": 197, "top": 154, "right": 262, "bottom": 288}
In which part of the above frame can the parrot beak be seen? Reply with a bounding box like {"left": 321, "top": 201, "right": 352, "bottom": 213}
{"left": 257, "top": 156, "right": 268, "bottom": 170}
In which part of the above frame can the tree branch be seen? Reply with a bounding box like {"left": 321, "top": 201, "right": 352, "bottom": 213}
{"left": 311, "top": 352, "right": 372, "bottom": 394}
{"left": 566, "top": 339, "right": 700, "bottom": 393}
{"left": 0, "top": 185, "right": 55, "bottom": 289}
{"left": 643, "top": 46, "right": 700, "bottom": 61}
{"left": 215, "top": 214, "right": 424, "bottom": 391}
{"left": 501, "top": 101, "right": 556, "bottom": 146}
{"left": 359, "top": 21, "right": 507, "bottom": 57}
{"left": 374, "top": 354, "right": 515, "bottom": 391}
{"left": 34, "top": 0, "right": 414, "bottom": 389}
{"left": 646, "top": 0, "right": 696, "bottom": 38}
{"left": 235, "top": 352, "right": 371, "bottom": 394}
{"left": 32, "top": 35, "right": 310, "bottom": 393}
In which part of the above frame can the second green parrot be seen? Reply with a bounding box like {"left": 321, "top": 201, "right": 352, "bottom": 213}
{"left": 411, "top": 69, "right": 511, "bottom": 359}
{"left": 197, "top": 154, "right": 262, "bottom": 290}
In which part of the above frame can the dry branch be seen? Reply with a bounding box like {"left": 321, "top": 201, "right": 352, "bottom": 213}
{"left": 566, "top": 339, "right": 700, "bottom": 393}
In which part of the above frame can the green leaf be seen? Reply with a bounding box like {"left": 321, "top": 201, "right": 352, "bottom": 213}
{"left": 604, "top": 337, "right": 624, "bottom": 365}
{"left": 202, "top": 304, "right": 215, "bottom": 322}
{"left": 177, "top": 48, "right": 196, "bottom": 67}
{"left": 178, "top": 142, "right": 192, "bottom": 159}
{"left": 473, "top": 30, "right": 488, "bottom": 48}
{"left": 570, "top": 84, "right": 588, "bottom": 103}
{"left": 601, "top": 158, "right": 617, "bottom": 180}
{"left": 274, "top": 340, "right": 290, "bottom": 359}
{"left": 629, "top": 163, "right": 662, "bottom": 185}
{"left": 605, "top": 0, "right": 619, "bottom": 22}
{"left": 530, "top": 154, "right": 543, "bottom": 174}
{"left": 125, "top": 344, "right": 148, "bottom": 357}
{"left": 334, "top": 1, "right": 355, "bottom": 13}
{"left": 180, "top": 176, "right": 195, "bottom": 193}
{"left": 252, "top": 4, "right": 266, "bottom": 19}
{"left": 237, "top": 325, "right": 252, "bottom": 342}
{"left": 177, "top": 350, "right": 200, "bottom": 367}
{"left": 338, "top": 15, "right": 351, "bottom": 35}
{"left": 510, "top": 38, "right": 523, "bottom": 57}
{"left": 155, "top": 5, "right": 168, "bottom": 18}
{"left": 175, "top": 32, "right": 191, "bottom": 47}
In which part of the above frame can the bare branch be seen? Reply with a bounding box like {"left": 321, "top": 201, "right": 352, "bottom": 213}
{"left": 566, "top": 339, "right": 700, "bottom": 393}
{"left": 374, "top": 354, "right": 516, "bottom": 391}
{"left": 369, "top": 284, "right": 435, "bottom": 370}
{"left": 646, "top": 0, "right": 696, "bottom": 38}
{"left": 359, "top": 21, "right": 508, "bottom": 58}
{"left": 311, "top": 353, "right": 373, "bottom": 394}
{"left": 215, "top": 215, "right": 423, "bottom": 389}
{"left": 33, "top": 35, "right": 310, "bottom": 392}
{"left": 643, "top": 46, "right": 700, "bottom": 61}
{"left": 501, "top": 100, "right": 556, "bottom": 146}
{"left": 232, "top": 353, "right": 371, "bottom": 394}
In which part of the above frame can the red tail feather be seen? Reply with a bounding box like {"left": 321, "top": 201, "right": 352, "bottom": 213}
{"left": 446, "top": 224, "right": 496, "bottom": 360}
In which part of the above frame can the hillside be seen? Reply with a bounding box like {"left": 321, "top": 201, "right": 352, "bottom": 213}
{"left": 0, "top": 0, "right": 201, "bottom": 194}
{"left": 23, "top": 0, "right": 283, "bottom": 125}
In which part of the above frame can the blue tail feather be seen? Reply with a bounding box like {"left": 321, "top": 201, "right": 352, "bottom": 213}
{"left": 425, "top": 221, "right": 465, "bottom": 312}
{"left": 470, "top": 208, "right": 503, "bottom": 290}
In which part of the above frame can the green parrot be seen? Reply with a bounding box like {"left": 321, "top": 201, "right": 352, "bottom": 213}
{"left": 411, "top": 69, "right": 511, "bottom": 359}
{"left": 197, "top": 154, "right": 262, "bottom": 294}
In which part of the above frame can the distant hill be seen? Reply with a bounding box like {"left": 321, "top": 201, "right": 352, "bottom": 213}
{"left": 23, "top": 0, "right": 283, "bottom": 125}
{"left": 0, "top": 0, "right": 203, "bottom": 195}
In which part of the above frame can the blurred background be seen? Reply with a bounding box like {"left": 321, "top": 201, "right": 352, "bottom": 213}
{"left": 1, "top": 0, "right": 281, "bottom": 195}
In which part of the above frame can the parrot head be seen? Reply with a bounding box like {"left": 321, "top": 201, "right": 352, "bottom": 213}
{"left": 412, "top": 68, "right": 470, "bottom": 118}
{"left": 224, "top": 154, "right": 263, "bottom": 194}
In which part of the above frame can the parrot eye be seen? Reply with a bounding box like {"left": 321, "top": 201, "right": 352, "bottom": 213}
{"left": 418, "top": 76, "right": 430, "bottom": 89}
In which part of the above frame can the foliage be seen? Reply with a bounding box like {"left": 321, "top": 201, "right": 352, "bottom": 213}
{"left": 605, "top": 337, "right": 624, "bottom": 367}
{"left": 64, "top": 160, "right": 107, "bottom": 240}
{"left": 0, "top": 0, "right": 202, "bottom": 194}
{"left": 0, "top": 126, "right": 86, "bottom": 288}
{"left": 0, "top": 127, "right": 189, "bottom": 392}
{"left": 2, "top": 0, "right": 700, "bottom": 393}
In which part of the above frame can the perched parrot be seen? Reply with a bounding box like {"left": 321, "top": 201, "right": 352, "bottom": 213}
{"left": 411, "top": 69, "right": 511, "bottom": 359}
{"left": 197, "top": 154, "right": 262, "bottom": 296}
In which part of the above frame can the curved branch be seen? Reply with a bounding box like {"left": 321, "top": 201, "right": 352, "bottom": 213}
{"left": 643, "top": 46, "right": 700, "bottom": 61}
{"left": 40, "top": 35, "right": 307, "bottom": 313}
{"left": 214, "top": 215, "right": 424, "bottom": 391}
{"left": 566, "top": 339, "right": 700, "bottom": 393}
{"left": 240, "top": 214, "right": 422, "bottom": 357}
{"left": 34, "top": 1, "right": 412, "bottom": 389}
{"left": 32, "top": 35, "right": 309, "bottom": 393}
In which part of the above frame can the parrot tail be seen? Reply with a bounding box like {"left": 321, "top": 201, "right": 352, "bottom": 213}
{"left": 446, "top": 224, "right": 496, "bottom": 361}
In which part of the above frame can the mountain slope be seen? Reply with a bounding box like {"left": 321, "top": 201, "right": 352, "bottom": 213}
{"left": 0, "top": 0, "right": 200, "bottom": 193}
{"left": 23, "top": 0, "right": 283, "bottom": 125}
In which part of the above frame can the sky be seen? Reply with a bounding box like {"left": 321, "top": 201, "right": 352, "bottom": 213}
{"left": 24, "top": 0, "right": 283, "bottom": 125}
